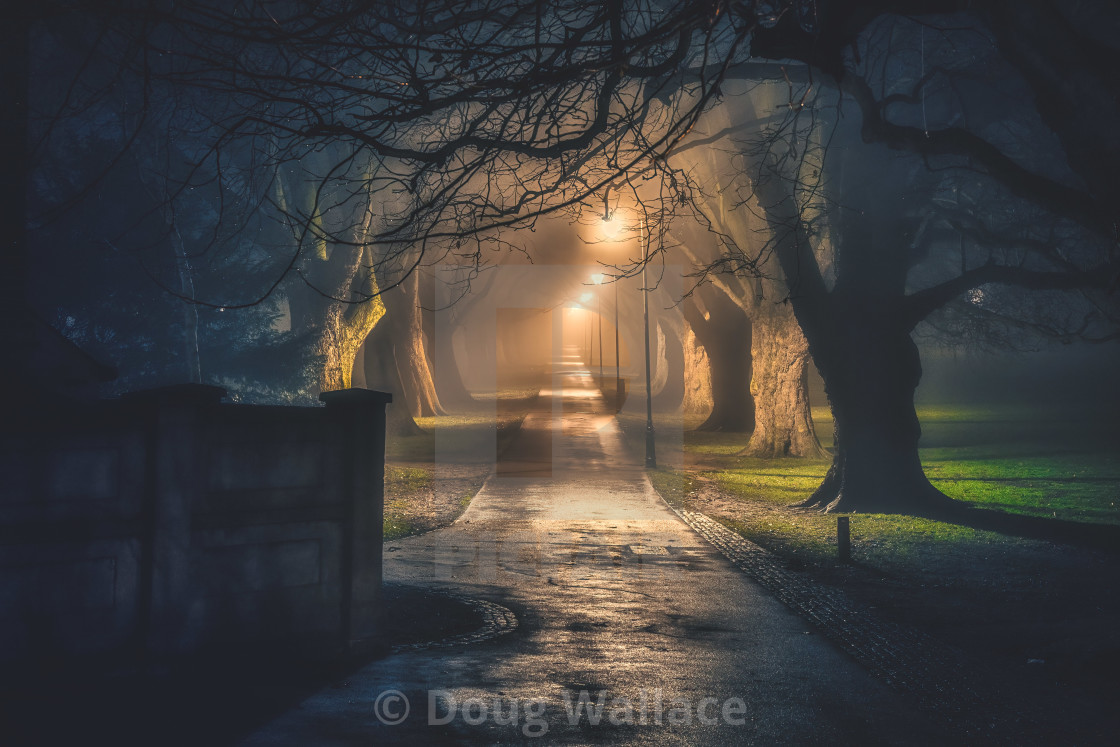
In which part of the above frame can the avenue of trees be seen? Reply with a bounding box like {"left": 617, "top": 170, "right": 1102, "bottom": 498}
{"left": 16, "top": 1, "right": 1120, "bottom": 513}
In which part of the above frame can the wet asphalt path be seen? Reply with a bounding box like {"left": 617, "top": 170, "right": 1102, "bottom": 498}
{"left": 243, "top": 350, "right": 948, "bottom": 745}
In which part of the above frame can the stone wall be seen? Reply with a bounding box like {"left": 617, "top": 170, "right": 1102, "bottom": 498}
{"left": 0, "top": 385, "right": 391, "bottom": 664}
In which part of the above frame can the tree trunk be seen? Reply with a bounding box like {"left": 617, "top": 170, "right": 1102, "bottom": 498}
{"left": 361, "top": 313, "right": 424, "bottom": 436}
{"left": 682, "top": 293, "right": 754, "bottom": 432}
{"left": 652, "top": 317, "right": 686, "bottom": 410}
{"left": 299, "top": 241, "right": 385, "bottom": 394}
{"left": 681, "top": 324, "right": 714, "bottom": 416}
{"left": 796, "top": 314, "right": 954, "bottom": 514}
{"left": 429, "top": 324, "right": 473, "bottom": 409}
{"left": 670, "top": 148, "right": 821, "bottom": 445}
{"left": 755, "top": 145, "right": 952, "bottom": 513}
{"left": 744, "top": 305, "right": 827, "bottom": 458}
{"left": 423, "top": 298, "right": 473, "bottom": 409}
{"left": 367, "top": 270, "right": 444, "bottom": 419}
{"left": 272, "top": 155, "right": 386, "bottom": 398}
{"left": 313, "top": 295, "right": 384, "bottom": 393}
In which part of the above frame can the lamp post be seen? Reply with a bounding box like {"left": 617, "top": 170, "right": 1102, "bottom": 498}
{"left": 590, "top": 272, "right": 621, "bottom": 412}
{"left": 598, "top": 286, "right": 603, "bottom": 381}
{"left": 639, "top": 215, "right": 656, "bottom": 469}
{"left": 614, "top": 278, "right": 620, "bottom": 410}
{"left": 591, "top": 274, "right": 604, "bottom": 384}
{"left": 579, "top": 292, "right": 593, "bottom": 368}
{"left": 587, "top": 309, "right": 592, "bottom": 367}
{"left": 600, "top": 206, "right": 655, "bottom": 467}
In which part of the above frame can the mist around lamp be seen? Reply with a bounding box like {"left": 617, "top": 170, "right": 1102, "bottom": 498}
{"left": 600, "top": 216, "right": 626, "bottom": 241}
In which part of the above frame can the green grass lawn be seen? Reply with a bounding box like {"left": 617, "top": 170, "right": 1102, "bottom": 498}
{"left": 719, "top": 511, "right": 1019, "bottom": 570}
{"left": 678, "top": 403, "right": 1120, "bottom": 526}
{"left": 383, "top": 464, "right": 433, "bottom": 540}
{"left": 639, "top": 401, "right": 1120, "bottom": 581}
{"left": 624, "top": 401, "right": 1119, "bottom": 568}
{"left": 645, "top": 462, "right": 1029, "bottom": 578}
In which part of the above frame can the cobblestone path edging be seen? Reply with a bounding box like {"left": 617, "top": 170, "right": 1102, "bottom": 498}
{"left": 390, "top": 587, "right": 519, "bottom": 655}
{"left": 672, "top": 505, "right": 1026, "bottom": 741}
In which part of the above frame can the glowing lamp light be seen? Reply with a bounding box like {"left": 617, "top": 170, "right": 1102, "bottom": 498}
{"left": 600, "top": 215, "right": 625, "bottom": 240}
{"left": 579, "top": 292, "right": 593, "bottom": 303}
{"left": 590, "top": 273, "right": 605, "bottom": 285}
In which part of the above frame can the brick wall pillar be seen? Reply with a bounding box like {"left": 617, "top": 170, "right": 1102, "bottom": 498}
{"left": 320, "top": 388, "right": 392, "bottom": 649}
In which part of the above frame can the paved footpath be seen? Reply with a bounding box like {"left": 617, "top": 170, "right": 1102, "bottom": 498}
{"left": 244, "top": 352, "right": 952, "bottom": 745}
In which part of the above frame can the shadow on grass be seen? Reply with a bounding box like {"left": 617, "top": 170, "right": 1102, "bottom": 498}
{"left": 928, "top": 503, "right": 1120, "bottom": 552}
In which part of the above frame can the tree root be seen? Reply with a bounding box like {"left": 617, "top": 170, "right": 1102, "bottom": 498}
{"left": 793, "top": 462, "right": 958, "bottom": 517}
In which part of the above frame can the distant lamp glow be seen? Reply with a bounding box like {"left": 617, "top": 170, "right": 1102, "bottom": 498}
{"left": 579, "top": 292, "right": 593, "bottom": 304}
{"left": 590, "top": 273, "right": 605, "bottom": 285}
{"left": 600, "top": 215, "right": 625, "bottom": 240}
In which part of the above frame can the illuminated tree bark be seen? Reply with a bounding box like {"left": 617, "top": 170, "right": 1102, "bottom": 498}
{"left": 310, "top": 247, "right": 385, "bottom": 393}
{"left": 360, "top": 317, "right": 421, "bottom": 436}
{"left": 745, "top": 304, "right": 827, "bottom": 458}
{"left": 361, "top": 270, "right": 444, "bottom": 424}
{"left": 682, "top": 290, "right": 753, "bottom": 432}
{"left": 420, "top": 279, "right": 474, "bottom": 410}
{"left": 273, "top": 160, "right": 386, "bottom": 396}
{"left": 675, "top": 140, "right": 824, "bottom": 453}
{"left": 681, "top": 324, "right": 714, "bottom": 417}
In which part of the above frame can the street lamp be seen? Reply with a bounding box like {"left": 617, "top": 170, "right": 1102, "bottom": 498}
{"left": 600, "top": 209, "right": 655, "bottom": 468}
{"left": 614, "top": 280, "right": 620, "bottom": 412}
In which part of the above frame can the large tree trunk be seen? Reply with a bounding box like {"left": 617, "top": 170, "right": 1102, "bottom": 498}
{"left": 756, "top": 147, "right": 953, "bottom": 513}
{"left": 652, "top": 317, "right": 686, "bottom": 410}
{"left": 423, "top": 298, "right": 473, "bottom": 410}
{"left": 744, "top": 305, "right": 827, "bottom": 458}
{"left": 681, "top": 324, "right": 714, "bottom": 416}
{"left": 796, "top": 314, "right": 953, "bottom": 514}
{"left": 366, "top": 270, "right": 444, "bottom": 419}
{"left": 429, "top": 324, "right": 473, "bottom": 409}
{"left": 682, "top": 292, "right": 754, "bottom": 432}
{"left": 290, "top": 240, "right": 385, "bottom": 395}
{"left": 361, "top": 313, "right": 424, "bottom": 436}
{"left": 270, "top": 154, "right": 387, "bottom": 397}
{"left": 671, "top": 138, "right": 821, "bottom": 447}
{"left": 313, "top": 291, "right": 384, "bottom": 393}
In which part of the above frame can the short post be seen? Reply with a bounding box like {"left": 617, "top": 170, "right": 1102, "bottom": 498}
{"left": 837, "top": 516, "right": 851, "bottom": 563}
